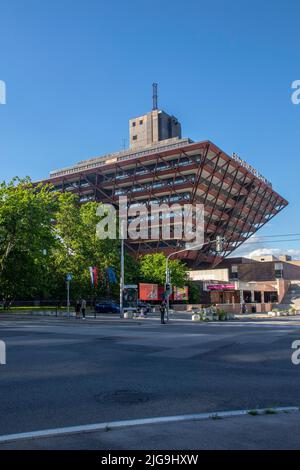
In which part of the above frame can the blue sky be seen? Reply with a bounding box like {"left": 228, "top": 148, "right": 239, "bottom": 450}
{"left": 0, "top": 0, "right": 299, "bottom": 257}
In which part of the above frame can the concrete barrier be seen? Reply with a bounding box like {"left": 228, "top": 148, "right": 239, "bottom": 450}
{"left": 192, "top": 314, "right": 200, "bottom": 321}
{"left": 124, "top": 311, "right": 133, "bottom": 319}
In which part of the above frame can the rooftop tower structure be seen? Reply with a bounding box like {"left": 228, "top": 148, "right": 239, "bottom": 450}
{"left": 129, "top": 84, "right": 182, "bottom": 149}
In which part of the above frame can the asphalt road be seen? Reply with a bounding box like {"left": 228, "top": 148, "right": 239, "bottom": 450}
{"left": 1, "top": 316, "right": 300, "bottom": 438}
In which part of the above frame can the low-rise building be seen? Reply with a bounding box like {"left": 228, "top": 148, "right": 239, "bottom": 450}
{"left": 189, "top": 256, "right": 300, "bottom": 312}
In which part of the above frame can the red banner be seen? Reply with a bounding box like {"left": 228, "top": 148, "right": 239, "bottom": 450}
{"left": 139, "top": 284, "right": 189, "bottom": 301}
{"left": 139, "top": 283, "right": 159, "bottom": 301}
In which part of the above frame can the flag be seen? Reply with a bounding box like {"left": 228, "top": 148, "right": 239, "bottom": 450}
{"left": 106, "top": 267, "right": 117, "bottom": 284}
{"left": 89, "top": 266, "right": 98, "bottom": 286}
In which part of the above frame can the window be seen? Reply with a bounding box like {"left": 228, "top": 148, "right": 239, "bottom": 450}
{"left": 139, "top": 120, "right": 143, "bottom": 125}
{"left": 132, "top": 135, "right": 137, "bottom": 141}
{"left": 264, "top": 291, "right": 278, "bottom": 303}
{"left": 230, "top": 265, "right": 238, "bottom": 280}
{"left": 274, "top": 262, "right": 283, "bottom": 279}
{"left": 132, "top": 122, "right": 136, "bottom": 127}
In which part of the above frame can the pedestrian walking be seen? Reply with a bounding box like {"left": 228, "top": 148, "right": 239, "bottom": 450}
{"left": 75, "top": 300, "right": 81, "bottom": 319}
{"left": 160, "top": 301, "right": 166, "bottom": 324}
{"left": 81, "top": 298, "right": 86, "bottom": 319}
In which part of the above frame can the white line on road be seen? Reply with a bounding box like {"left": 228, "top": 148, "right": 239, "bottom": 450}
{"left": 0, "top": 406, "right": 298, "bottom": 444}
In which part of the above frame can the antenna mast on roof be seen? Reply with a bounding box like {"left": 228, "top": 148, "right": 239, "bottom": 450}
{"left": 152, "top": 83, "right": 158, "bottom": 110}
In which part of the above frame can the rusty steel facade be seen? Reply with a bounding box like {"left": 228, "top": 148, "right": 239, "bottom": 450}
{"left": 41, "top": 139, "right": 288, "bottom": 268}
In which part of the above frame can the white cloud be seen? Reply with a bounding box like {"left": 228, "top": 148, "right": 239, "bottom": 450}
{"left": 247, "top": 248, "right": 300, "bottom": 259}
{"left": 230, "top": 234, "right": 300, "bottom": 260}
{"left": 229, "top": 234, "right": 263, "bottom": 257}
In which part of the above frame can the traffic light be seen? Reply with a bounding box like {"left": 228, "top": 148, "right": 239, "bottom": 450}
{"left": 164, "top": 283, "right": 172, "bottom": 300}
{"left": 215, "top": 236, "right": 224, "bottom": 253}
{"left": 165, "top": 283, "right": 171, "bottom": 293}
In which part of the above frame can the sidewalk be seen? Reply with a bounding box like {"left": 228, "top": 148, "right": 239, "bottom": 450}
{"left": 1, "top": 410, "right": 300, "bottom": 449}
{"left": 1, "top": 310, "right": 300, "bottom": 324}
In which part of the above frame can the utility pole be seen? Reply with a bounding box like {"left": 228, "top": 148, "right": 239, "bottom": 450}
{"left": 165, "top": 264, "right": 171, "bottom": 322}
{"left": 66, "top": 273, "right": 72, "bottom": 318}
{"left": 67, "top": 280, "right": 70, "bottom": 317}
{"left": 119, "top": 220, "right": 125, "bottom": 318}
{"left": 240, "top": 289, "right": 244, "bottom": 313}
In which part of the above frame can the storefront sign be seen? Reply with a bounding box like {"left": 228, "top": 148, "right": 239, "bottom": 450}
{"left": 207, "top": 284, "right": 236, "bottom": 291}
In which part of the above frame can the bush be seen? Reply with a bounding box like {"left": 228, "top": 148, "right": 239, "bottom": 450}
{"left": 218, "top": 309, "right": 227, "bottom": 321}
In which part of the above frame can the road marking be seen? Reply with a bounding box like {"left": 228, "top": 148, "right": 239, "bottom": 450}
{"left": 0, "top": 406, "right": 298, "bottom": 444}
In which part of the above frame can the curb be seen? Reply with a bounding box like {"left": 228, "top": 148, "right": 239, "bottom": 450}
{"left": 0, "top": 406, "right": 298, "bottom": 444}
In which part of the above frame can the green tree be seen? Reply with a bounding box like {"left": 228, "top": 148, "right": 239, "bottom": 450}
{"left": 0, "top": 179, "right": 191, "bottom": 306}
{"left": 0, "top": 178, "right": 59, "bottom": 303}
{"left": 139, "top": 252, "right": 188, "bottom": 287}
{"left": 52, "top": 194, "right": 139, "bottom": 303}
{"left": 186, "top": 281, "right": 201, "bottom": 303}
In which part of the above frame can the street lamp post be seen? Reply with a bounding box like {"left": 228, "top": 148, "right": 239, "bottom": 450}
{"left": 165, "top": 236, "right": 225, "bottom": 321}
{"left": 66, "top": 273, "right": 72, "bottom": 318}
{"left": 67, "top": 280, "right": 70, "bottom": 317}
{"left": 240, "top": 288, "right": 244, "bottom": 313}
{"left": 165, "top": 262, "right": 171, "bottom": 322}
{"left": 119, "top": 220, "right": 125, "bottom": 318}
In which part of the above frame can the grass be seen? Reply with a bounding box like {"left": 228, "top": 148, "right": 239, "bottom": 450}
{"left": 248, "top": 408, "right": 279, "bottom": 416}
{"left": 211, "top": 413, "right": 222, "bottom": 420}
{"left": 1, "top": 306, "right": 69, "bottom": 312}
{"left": 264, "top": 408, "right": 277, "bottom": 415}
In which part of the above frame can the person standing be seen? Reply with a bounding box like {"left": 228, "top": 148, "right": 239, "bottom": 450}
{"left": 81, "top": 298, "right": 86, "bottom": 319}
{"left": 160, "top": 301, "right": 166, "bottom": 324}
{"left": 75, "top": 300, "right": 81, "bottom": 319}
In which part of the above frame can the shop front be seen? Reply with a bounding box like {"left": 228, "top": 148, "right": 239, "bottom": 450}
{"left": 204, "top": 281, "right": 278, "bottom": 313}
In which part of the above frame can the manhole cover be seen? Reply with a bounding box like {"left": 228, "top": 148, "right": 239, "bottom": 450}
{"left": 95, "top": 389, "right": 150, "bottom": 404}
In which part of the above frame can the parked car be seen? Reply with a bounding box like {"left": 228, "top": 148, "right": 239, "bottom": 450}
{"left": 95, "top": 301, "right": 120, "bottom": 314}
